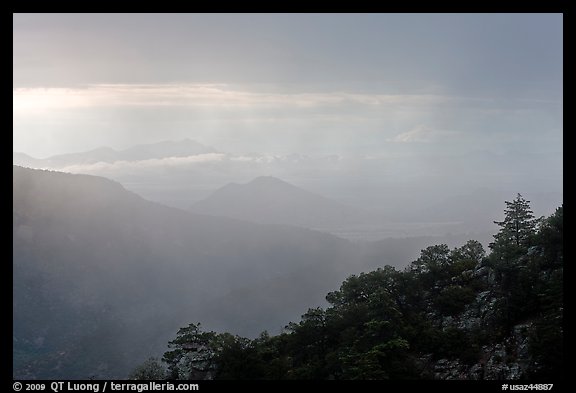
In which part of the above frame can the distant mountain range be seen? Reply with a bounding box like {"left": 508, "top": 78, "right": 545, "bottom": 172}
{"left": 13, "top": 140, "right": 562, "bottom": 240}
{"left": 191, "top": 176, "right": 376, "bottom": 228}
{"left": 12, "top": 139, "right": 216, "bottom": 169}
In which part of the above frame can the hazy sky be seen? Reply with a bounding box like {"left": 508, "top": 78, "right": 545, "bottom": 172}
{"left": 12, "top": 12, "right": 563, "bottom": 228}
{"left": 13, "top": 13, "right": 562, "bottom": 155}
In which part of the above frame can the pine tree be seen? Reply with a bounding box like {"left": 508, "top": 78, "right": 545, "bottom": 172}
{"left": 489, "top": 194, "right": 542, "bottom": 331}
{"left": 490, "top": 193, "right": 540, "bottom": 254}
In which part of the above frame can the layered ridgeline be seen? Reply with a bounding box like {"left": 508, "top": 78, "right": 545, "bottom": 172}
{"left": 133, "top": 195, "right": 563, "bottom": 380}
{"left": 13, "top": 166, "right": 358, "bottom": 379}
{"left": 14, "top": 140, "right": 561, "bottom": 239}
{"left": 190, "top": 176, "right": 375, "bottom": 228}
{"left": 12, "top": 139, "right": 217, "bottom": 169}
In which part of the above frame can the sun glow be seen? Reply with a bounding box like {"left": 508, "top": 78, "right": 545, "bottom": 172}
{"left": 13, "top": 88, "right": 98, "bottom": 114}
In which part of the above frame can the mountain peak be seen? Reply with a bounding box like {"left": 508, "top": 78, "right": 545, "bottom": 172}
{"left": 191, "top": 176, "right": 367, "bottom": 227}
{"left": 122, "top": 139, "right": 216, "bottom": 160}
{"left": 248, "top": 176, "right": 292, "bottom": 187}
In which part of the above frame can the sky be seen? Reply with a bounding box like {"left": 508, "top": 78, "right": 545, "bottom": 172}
{"left": 12, "top": 13, "right": 563, "bottom": 218}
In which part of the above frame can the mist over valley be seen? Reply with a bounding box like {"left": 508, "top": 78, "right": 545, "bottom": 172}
{"left": 13, "top": 13, "right": 562, "bottom": 380}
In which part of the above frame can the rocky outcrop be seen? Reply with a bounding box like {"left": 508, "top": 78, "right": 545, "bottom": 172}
{"left": 424, "top": 319, "right": 534, "bottom": 379}
{"left": 421, "top": 259, "right": 537, "bottom": 380}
